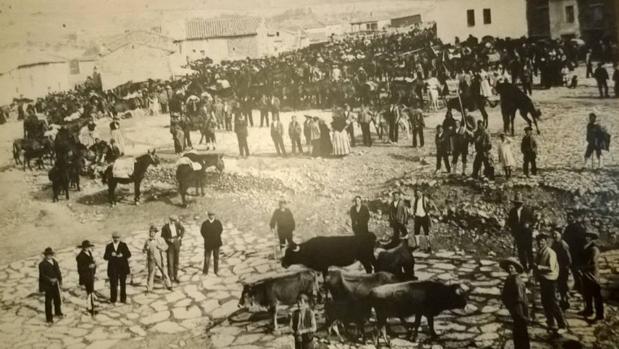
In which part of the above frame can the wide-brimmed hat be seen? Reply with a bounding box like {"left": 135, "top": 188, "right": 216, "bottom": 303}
{"left": 524, "top": 126, "right": 533, "bottom": 132}
{"left": 112, "top": 231, "right": 121, "bottom": 238}
{"left": 512, "top": 193, "right": 524, "bottom": 204}
{"left": 78, "top": 240, "right": 95, "bottom": 249}
{"left": 499, "top": 257, "right": 524, "bottom": 274}
{"left": 43, "top": 247, "right": 55, "bottom": 256}
{"left": 585, "top": 231, "right": 599, "bottom": 239}
{"left": 149, "top": 224, "right": 158, "bottom": 232}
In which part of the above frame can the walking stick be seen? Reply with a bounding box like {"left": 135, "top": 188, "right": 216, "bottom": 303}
{"left": 272, "top": 229, "right": 279, "bottom": 260}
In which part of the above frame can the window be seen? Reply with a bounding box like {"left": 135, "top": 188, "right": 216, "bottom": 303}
{"left": 483, "top": 8, "right": 491, "bottom": 24}
{"left": 565, "top": 5, "right": 575, "bottom": 23}
{"left": 467, "top": 9, "right": 475, "bottom": 27}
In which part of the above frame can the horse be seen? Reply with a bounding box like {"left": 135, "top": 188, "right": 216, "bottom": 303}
{"left": 176, "top": 153, "right": 224, "bottom": 207}
{"left": 48, "top": 163, "right": 70, "bottom": 202}
{"left": 102, "top": 150, "right": 160, "bottom": 206}
{"left": 495, "top": 82, "right": 542, "bottom": 136}
{"left": 14, "top": 138, "right": 54, "bottom": 170}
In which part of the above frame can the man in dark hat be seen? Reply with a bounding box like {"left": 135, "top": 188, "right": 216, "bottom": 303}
{"left": 389, "top": 190, "right": 409, "bottom": 239}
{"left": 521, "top": 126, "right": 538, "bottom": 177}
{"left": 350, "top": 196, "right": 370, "bottom": 237}
{"left": 143, "top": 224, "right": 173, "bottom": 292}
{"left": 103, "top": 232, "right": 132, "bottom": 304}
{"left": 506, "top": 193, "right": 536, "bottom": 272}
{"left": 551, "top": 227, "right": 572, "bottom": 310}
{"left": 270, "top": 200, "right": 296, "bottom": 251}
{"left": 76, "top": 240, "right": 97, "bottom": 316}
{"left": 201, "top": 211, "right": 223, "bottom": 275}
{"left": 39, "top": 247, "right": 63, "bottom": 325}
{"left": 578, "top": 231, "right": 604, "bottom": 322}
{"left": 500, "top": 257, "right": 530, "bottom": 349}
{"left": 534, "top": 233, "right": 567, "bottom": 334}
{"left": 161, "top": 215, "right": 185, "bottom": 283}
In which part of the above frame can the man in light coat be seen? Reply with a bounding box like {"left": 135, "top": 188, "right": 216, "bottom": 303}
{"left": 143, "top": 225, "right": 173, "bottom": 292}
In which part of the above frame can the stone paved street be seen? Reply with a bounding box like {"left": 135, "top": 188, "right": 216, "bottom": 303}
{"left": 0, "top": 215, "right": 617, "bottom": 349}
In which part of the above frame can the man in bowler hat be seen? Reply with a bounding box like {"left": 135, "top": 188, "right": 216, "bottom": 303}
{"left": 201, "top": 211, "right": 223, "bottom": 275}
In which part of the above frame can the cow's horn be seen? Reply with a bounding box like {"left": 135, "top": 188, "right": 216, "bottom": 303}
{"left": 292, "top": 245, "right": 300, "bottom": 252}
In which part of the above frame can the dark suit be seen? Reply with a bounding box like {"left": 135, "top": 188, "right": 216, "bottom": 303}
{"left": 501, "top": 275, "right": 530, "bottom": 349}
{"left": 270, "top": 208, "right": 295, "bottom": 248}
{"left": 507, "top": 206, "right": 536, "bottom": 271}
{"left": 389, "top": 199, "right": 409, "bottom": 238}
{"left": 521, "top": 134, "right": 538, "bottom": 176}
{"left": 38, "top": 259, "right": 62, "bottom": 322}
{"left": 76, "top": 250, "right": 96, "bottom": 293}
{"left": 161, "top": 222, "right": 185, "bottom": 281}
{"left": 103, "top": 242, "right": 132, "bottom": 303}
{"left": 201, "top": 219, "right": 223, "bottom": 274}
{"left": 350, "top": 204, "right": 370, "bottom": 236}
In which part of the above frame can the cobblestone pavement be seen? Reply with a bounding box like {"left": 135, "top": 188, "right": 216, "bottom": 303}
{"left": 0, "top": 215, "right": 617, "bottom": 349}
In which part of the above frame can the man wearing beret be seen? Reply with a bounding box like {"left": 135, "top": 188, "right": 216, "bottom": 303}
{"left": 161, "top": 215, "right": 185, "bottom": 283}
{"left": 103, "top": 232, "right": 132, "bottom": 304}
{"left": 534, "top": 233, "right": 567, "bottom": 334}
{"left": 201, "top": 211, "right": 223, "bottom": 275}
{"left": 500, "top": 258, "right": 530, "bottom": 349}
{"left": 578, "top": 231, "right": 604, "bottom": 322}
{"left": 39, "top": 247, "right": 63, "bottom": 325}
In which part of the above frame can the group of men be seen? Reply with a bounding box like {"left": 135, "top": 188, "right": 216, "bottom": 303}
{"left": 503, "top": 194, "right": 604, "bottom": 348}
{"left": 38, "top": 213, "right": 224, "bottom": 324}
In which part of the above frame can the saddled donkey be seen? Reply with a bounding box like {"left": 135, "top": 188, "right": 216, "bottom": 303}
{"left": 495, "top": 82, "right": 542, "bottom": 136}
{"left": 102, "top": 150, "right": 160, "bottom": 206}
{"left": 176, "top": 152, "right": 224, "bottom": 207}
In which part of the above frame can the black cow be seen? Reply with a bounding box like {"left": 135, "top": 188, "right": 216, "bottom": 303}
{"left": 281, "top": 235, "right": 376, "bottom": 277}
{"left": 375, "top": 239, "right": 417, "bottom": 280}
{"left": 370, "top": 280, "right": 469, "bottom": 346}
{"left": 238, "top": 269, "right": 317, "bottom": 332}
{"left": 324, "top": 269, "right": 399, "bottom": 343}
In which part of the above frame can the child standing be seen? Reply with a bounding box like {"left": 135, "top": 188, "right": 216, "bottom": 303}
{"left": 498, "top": 134, "right": 516, "bottom": 179}
{"left": 290, "top": 293, "right": 316, "bottom": 349}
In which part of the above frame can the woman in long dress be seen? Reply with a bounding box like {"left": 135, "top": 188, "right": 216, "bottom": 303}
{"left": 498, "top": 134, "right": 516, "bottom": 179}
{"left": 331, "top": 116, "right": 351, "bottom": 156}
{"left": 109, "top": 116, "right": 126, "bottom": 155}
{"left": 318, "top": 120, "right": 333, "bottom": 157}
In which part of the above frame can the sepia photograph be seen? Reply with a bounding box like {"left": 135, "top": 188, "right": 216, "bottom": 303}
{"left": 0, "top": 0, "right": 617, "bottom": 348}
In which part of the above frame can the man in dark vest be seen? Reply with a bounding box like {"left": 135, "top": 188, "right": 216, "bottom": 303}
{"left": 103, "top": 232, "right": 132, "bottom": 304}
{"left": 161, "top": 215, "right": 185, "bottom": 283}
{"left": 389, "top": 191, "right": 409, "bottom": 239}
{"left": 39, "top": 247, "right": 63, "bottom": 324}
{"left": 201, "top": 211, "right": 223, "bottom": 275}
{"left": 506, "top": 193, "right": 536, "bottom": 272}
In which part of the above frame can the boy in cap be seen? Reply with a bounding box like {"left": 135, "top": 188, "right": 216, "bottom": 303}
{"left": 500, "top": 257, "right": 530, "bottom": 349}
{"left": 76, "top": 240, "right": 97, "bottom": 315}
{"left": 534, "top": 233, "right": 567, "bottom": 334}
{"left": 39, "top": 247, "right": 63, "bottom": 324}
{"left": 290, "top": 293, "right": 317, "bottom": 349}
{"left": 103, "top": 232, "right": 132, "bottom": 304}
{"left": 201, "top": 211, "right": 223, "bottom": 275}
{"left": 143, "top": 225, "right": 173, "bottom": 292}
{"left": 578, "top": 231, "right": 604, "bottom": 322}
{"left": 161, "top": 215, "right": 185, "bottom": 283}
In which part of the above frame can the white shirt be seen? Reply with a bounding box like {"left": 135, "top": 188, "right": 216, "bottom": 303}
{"left": 415, "top": 196, "right": 427, "bottom": 217}
{"left": 169, "top": 223, "right": 177, "bottom": 238}
{"left": 516, "top": 207, "right": 523, "bottom": 222}
{"left": 112, "top": 241, "right": 120, "bottom": 251}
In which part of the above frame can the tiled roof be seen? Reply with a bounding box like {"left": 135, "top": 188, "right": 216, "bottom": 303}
{"left": 100, "top": 31, "right": 176, "bottom": 55}
{"left": 185, "top": 17, "right": 261, "bottom": 40}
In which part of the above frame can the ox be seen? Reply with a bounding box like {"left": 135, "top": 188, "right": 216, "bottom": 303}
{"left": 281, "top": 235, "right": 376, "bottom": 278}
{"left": 238, "top": 269, "right": 318, "bottom": 332}
{"left": 375, "top": 239, "right": 417, "bottom": 281}
{"left": 324, "top": 268, "right": 399, "bottom": 343}
{"left": 370, "top": 280, "right": 469, "bottom": 346}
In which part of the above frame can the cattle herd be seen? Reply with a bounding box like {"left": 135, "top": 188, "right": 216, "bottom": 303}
{"left": 239, "top": 234, "right": 470, "bottom": 346}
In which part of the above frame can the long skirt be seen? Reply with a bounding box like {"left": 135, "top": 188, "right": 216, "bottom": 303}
{"left": 331, "top": 130, "right": 350, "bottom": 156}
{"left": 110, "top": 129, "right": 126, "bottom": 154}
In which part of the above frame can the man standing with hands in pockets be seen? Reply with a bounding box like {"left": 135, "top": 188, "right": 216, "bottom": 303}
{"left": 161, "top": 215, "right": 184, "bottom": 283}
{"left": 104, "top": 232, "right": 132, "bottom": 305}
{"left": 201, "top": 211, "right": 223, "bottom": 276}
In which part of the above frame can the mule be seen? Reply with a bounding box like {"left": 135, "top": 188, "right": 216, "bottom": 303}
{"left": 102, "top": 150, "right": 160, "bottom": 206}
{"left": 176, "top": 153, "right": 224, "bottom": 207}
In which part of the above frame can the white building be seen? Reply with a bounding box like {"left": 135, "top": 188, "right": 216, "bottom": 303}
{"left": 169, "top": 17, "right": 268, "bottom": 64}
{"left": 427, "top": 0, "right": 528, "bottom": 43}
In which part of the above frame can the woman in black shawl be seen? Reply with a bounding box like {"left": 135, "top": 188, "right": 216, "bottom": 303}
{"left": 318, "top": 120, "right": 332, "bottom": 157}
